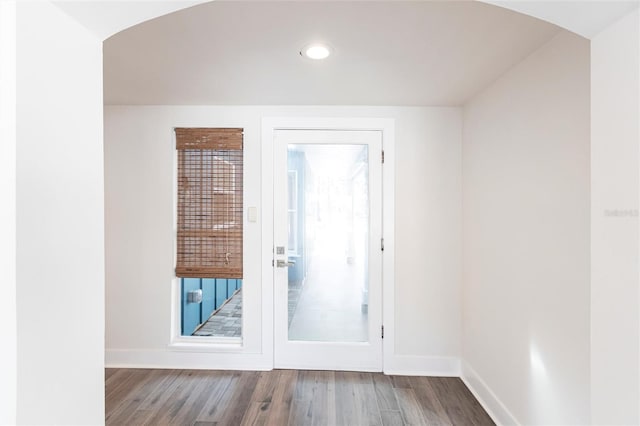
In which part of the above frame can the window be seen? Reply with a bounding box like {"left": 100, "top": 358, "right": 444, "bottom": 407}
{"left": 175, "top": 128, "right": 243, "bottom": 278}
{"left": 175, "top": 128, "right": 244, "bottom": 337}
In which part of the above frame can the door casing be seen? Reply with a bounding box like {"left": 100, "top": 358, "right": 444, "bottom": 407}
{"left": 261, "top": 117, "right": 395, "bottom": 372}
{"left": 273, "top": 128, "right": 382, "bottom": 370}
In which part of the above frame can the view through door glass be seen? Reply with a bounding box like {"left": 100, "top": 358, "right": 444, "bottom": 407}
{"left": 286, "top": 144, "right": 369, "bottom": 342}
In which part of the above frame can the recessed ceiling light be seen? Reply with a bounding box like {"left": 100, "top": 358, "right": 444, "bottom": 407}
{"left": 300, "top": 43, "right": 332, "bottom": 60}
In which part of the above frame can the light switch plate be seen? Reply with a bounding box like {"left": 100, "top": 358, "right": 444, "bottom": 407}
{"left": 248, "top": 207, "right": 258, "bottom": 222}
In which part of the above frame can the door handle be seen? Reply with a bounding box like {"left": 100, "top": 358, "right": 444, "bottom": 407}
{"left": 276, "top": 260, "right": 296, "bottom": 268}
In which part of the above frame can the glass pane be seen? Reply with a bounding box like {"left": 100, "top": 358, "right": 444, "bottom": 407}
{"left": 287, "top": 171, "right": 298, "bottom": 251}
{"left": 181, "top": 278, "right": 242, "bottom": 338}
{"left": 287, "top": 144, "right": 369, "bottom": 342}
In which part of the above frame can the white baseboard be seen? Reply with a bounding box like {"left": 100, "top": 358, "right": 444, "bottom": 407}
{"left": 384, "top": 355, "right": 460, "bottom": 377}
{"left": 106, "top": 350, "right": 460, "bottom": 377}
{"left": 105, "top": 349, "right": 273, "bottom": 371}
{"left": 460, "top": 360, "right": 520, "bottom": 426}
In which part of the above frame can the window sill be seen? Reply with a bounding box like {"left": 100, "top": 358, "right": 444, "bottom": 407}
{"left": 168, "top": 336, "right": 243, "bottom": 352}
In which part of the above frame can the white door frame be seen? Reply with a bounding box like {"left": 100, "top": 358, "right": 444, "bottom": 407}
{"left": 273, "top": 128, "right": 383, "bottom": 371}
{"left": 261, "top": 117, "right": 395, "bottom": 372}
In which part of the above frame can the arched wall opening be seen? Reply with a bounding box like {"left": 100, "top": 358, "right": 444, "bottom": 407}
{"left": 5, "top": 1, "right": 638, "bottom": 424}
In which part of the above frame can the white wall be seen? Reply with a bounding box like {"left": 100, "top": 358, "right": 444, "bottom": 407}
{"left": 461, "top": 31, "right": 591, "bottom": 425}
{"left": 591, "top": 8, "right": 640, "bottom": 425}
{"left": 16, "top": 2, "right": 104, "bottom": 424}
{"left": 104, "top": 105, "right": 462, "bottom": 372}
{"left": 0, "top": 1, "right": 17, "bottom": 424}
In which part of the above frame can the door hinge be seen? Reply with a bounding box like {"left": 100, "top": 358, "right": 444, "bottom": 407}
{"left": 381, "top": 237, "right": 384, "bottom": 252}
{"left": 272, "top": 259, "right": 274, "bottom": 267}
{"left": 381, "top": 325, "right": 384, "bottom": 339}
{"left": 382, "top": 150, "right": 385, "bottom": 164}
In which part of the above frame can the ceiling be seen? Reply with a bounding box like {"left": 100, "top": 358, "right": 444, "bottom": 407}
{"left": 103, "top": 1, "right": 564, "bottom": 106}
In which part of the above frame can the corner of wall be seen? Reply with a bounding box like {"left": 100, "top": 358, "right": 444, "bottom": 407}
{"left": 0, "top": 1, "right": 17, "bottom": 424}
{"left": 460, "top": 24, "right": 591, "bottom": 426}
{"left": 590, "top": 7, "right": 640, "bottom": 425}
{"left": 16, "top": 2, "right": 105, "bottom": 424}
{"left": 461, "top": 361, "right": 520, "bottom": 426}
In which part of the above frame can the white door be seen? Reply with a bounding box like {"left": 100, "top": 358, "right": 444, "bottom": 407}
{"left": 273, "top": 129, "right": 383, "bottom": 371}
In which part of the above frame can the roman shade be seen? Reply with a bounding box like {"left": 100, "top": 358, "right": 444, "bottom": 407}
{"left": 175, "top": 128, "right": 243, "bottom": 278}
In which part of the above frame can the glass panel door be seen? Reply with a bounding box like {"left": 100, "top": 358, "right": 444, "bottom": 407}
{"left": 274, "top": 130, "right": 382, "bottom": 371}
{"left": 286, "top": 144, "right": 369, "bottom": 342}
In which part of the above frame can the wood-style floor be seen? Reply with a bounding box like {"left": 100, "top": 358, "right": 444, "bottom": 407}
{"left": 106, "top": 368, "right": 494, "bottom": 426}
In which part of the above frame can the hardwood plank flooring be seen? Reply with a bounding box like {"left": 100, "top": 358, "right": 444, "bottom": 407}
{"left": 106, "top": 369, "right": 494, "bottom": 426}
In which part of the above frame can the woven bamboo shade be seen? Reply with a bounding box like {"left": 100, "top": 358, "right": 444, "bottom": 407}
{"left": 175, "top": 128, "right": 243, "bottom": 278}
